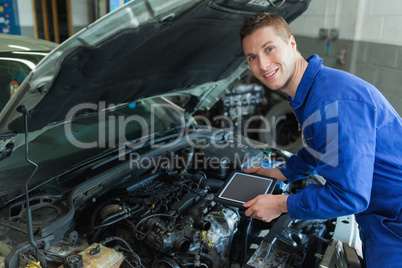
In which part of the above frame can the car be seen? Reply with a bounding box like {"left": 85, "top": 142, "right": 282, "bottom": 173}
{"left": 0, "top": 1, "right": 361, "bottom": 267}
{"left": 0, "top": 33, "right": 58, "bottom": 113}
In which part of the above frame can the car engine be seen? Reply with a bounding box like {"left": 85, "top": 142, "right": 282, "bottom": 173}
{"left": 0, "top": 131, "right": 359, "bottom": 268}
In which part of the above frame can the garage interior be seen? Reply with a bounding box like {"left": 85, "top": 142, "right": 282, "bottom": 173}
{"left": 0, "top": 1, "right": 401, "bottom": 267}
{"left": 3, "top": 0, "right": 400, "bottom": 116}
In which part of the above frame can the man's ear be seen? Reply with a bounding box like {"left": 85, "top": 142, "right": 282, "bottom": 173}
{"left": 289, "top": 35, "right": 297, "bottom": 49}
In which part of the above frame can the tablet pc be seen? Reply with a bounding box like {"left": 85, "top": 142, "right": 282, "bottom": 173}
{"left": 214, "top": 171, "right": 277, "bottom": 209}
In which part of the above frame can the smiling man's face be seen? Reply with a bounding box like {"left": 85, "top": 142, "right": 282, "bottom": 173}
{"left": 242, "top": 26, "right": 298, "bottom": 95}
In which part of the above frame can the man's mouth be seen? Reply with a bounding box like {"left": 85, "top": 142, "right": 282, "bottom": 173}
{"left": 263, "top": 69, "right": 277, "bottom": 78}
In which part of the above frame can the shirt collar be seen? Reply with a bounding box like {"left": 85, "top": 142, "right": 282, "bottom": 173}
{"left": 288, "top": 54, "right": 323, "bottom": 109}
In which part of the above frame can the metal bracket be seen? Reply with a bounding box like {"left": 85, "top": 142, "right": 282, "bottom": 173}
{"left": 267, "top": 0, "right": 285, "bottom": 8}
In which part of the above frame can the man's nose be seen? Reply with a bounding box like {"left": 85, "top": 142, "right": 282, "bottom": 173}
{"left": 259, "top": 56, "right": 271, "bottom": 70}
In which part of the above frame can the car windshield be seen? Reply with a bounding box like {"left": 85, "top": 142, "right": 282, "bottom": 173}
{"left": 0, "top": 50, "right": 51, "bottom": 112}
{"left": 0, "top": 97, "right": 185, "bottom": 196}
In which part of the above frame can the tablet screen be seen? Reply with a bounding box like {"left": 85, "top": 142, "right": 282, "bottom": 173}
{"left": 215, "top": 171, "right": 276, "bottom": 207}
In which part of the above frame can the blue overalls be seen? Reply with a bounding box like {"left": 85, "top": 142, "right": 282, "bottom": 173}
{"left": 278, "top": 54, "right": 402, "bottom": 267}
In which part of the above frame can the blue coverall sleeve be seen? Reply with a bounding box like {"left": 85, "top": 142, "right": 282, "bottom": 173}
{"left": 278, "top": 147, "right": 317, "bottom": 183}
{"left": 286, "top": 100, "right": 375, "bottom": 220}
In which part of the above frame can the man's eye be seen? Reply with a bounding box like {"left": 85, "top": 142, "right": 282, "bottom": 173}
{"left": 266, "top": 47, "right": 273, "bottom": 52}
{"left": 248, "top": 56, "right": 256, "bottom": 61}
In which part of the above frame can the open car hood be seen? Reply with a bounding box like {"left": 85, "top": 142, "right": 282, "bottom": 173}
{"left": 0, "top": 0, "right": 310, "bottom": 135}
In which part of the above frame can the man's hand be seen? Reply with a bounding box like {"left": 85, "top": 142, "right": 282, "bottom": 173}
{"left": 242, "top": 166, "right": 289, "bottom": 222}
{"left": 243, "top": 166, "right": 287, "bottom": 182}
{"left": 243, "top": 194, "right": 288, "bottom": 222}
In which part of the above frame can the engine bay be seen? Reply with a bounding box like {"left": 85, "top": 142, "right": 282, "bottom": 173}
{"left": 0, "top": 132, "right": 358, "bottom": 268}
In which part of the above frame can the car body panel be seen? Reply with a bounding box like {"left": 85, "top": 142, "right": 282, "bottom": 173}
{"left": 0, "top": 0, "right": 310, "bottom": 134}
{"left": 0, "top": 33, "right": 58, "bottom": 52}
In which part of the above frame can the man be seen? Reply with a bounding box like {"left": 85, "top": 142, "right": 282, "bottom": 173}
{"left": 240, "top": 13, "right": 402, "bottom": 267}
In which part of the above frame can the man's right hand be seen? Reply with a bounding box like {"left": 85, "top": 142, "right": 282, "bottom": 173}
{"left": 243, "top": 166, "right": 287, "bottom": 182}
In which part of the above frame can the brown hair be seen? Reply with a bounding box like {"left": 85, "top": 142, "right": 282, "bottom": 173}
{"left": 240, "top": 13, "right": 292, "bottom": 44}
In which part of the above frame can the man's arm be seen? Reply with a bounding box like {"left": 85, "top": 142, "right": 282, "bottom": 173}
{"left": 278, "top": 147, "right": 318, "bottom": 183}
{"left": 243, "top": 100, "right": 376, "bottom": 222}
{"left": 286, "top": 100, "right": 375, "bottom": 220}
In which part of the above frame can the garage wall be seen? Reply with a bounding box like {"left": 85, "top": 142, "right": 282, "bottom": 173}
{"left": 16, "top": 0, "right": 93, "bottom": 41}
{"left": 16, "top": 0, "right": 35, "bottom": 37}
{"left": 290, "top": 0, "right": 402, "bottom": 116}
{"left": 70, "top": 0, "right": 92, "bottom": 33}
